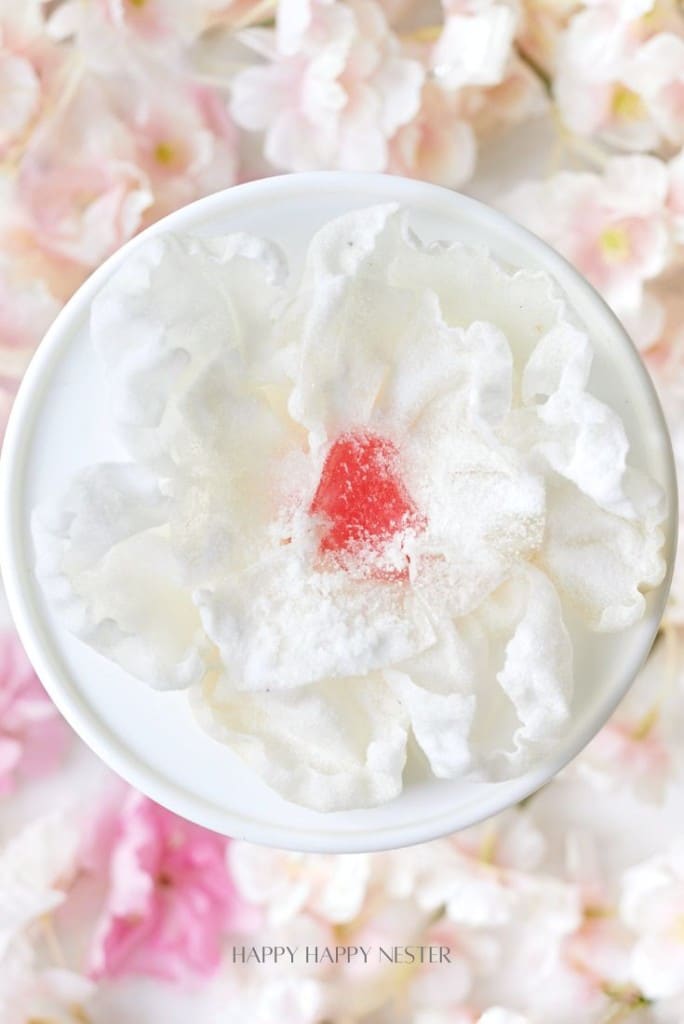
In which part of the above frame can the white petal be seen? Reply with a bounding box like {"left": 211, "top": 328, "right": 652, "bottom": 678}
{"left": 520, "top": 320, "right": 666, "bottom": 521}
{"left": 432, "top": 7, "right": 518, "bottom": 89}
{"left": 371, "top": 53, "right": 424, "bottom": 135}
{"left": 478, "top": 1010, "right": 531, "bottom": 1024}
{"left": 386, "top": 621, "right": 477, "bottom": 777}
{"left": 195, "top": 542, "right": 435, "bottom": 691}
{"left": 286, "top": 272, "right": 456, "bottom": 444}
{"left": 0, "top": 53, "right": 40, "bottom": 146}
{"left": 286, "top": 206, "right": 520, "bottom": 447}
{"left": 192, "top": 673, "right": 409, "bottom": 811}
{"left": 487, "top": 566, "right": 572, "bottom": 760}
{"left": 33, "top": 463, "right": 207, "bottom": 690}
{"left": 91, "top": 231, "right": 287, "bottom": 471}
{"left": 0, "top": 813, "right": 80, "bottom": 957}
{"left": 539, "top": 474, "right": 666, "bottom": 631}
{"left": 631, "top": 933, "right": 684, "bottom": 1001}
{"left": 407, "top": 418, "right": 546, "bottom": 618}
{"left": 601, "top": 154, "right": 670, "bottom": 216}
{"left": 389, "top": 242, "right": 569, "bottom": 377}
{"left": 522, "top": 322, "right": 592, "bottom": 402}
{"left": 165, "top": 348, "right": 297, "bottom": 587}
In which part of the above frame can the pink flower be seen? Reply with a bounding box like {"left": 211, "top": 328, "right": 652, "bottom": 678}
{"left": 230, "top": 0, "right": 424, "bottom": 172}
{"left": 388, "top": 81, "right": 476, "bottom": 188}
{"left": 0, "top": 256, "right": 60, "bottom": 441}
{"left": 407, "top": 917, "right": 499, "bottom": 1019}
{"left": 0, "top": 380, "right": 15, "bottom": 445}
{"left": 668, "top": 148, "right": 684, "bottom": 241}
{"left": 114, "top": 74, "right": 239, "bottom": 220}
{"left": 431, "top": 1, "right": 519, "bottom": 90}
{"left": 0, "top": 255, "right": 60, "bottom": 359}
{"left": 452, "top": 809, "right": 547, "bottom": 874}
{"left": 14, "top": 78, "right": 152, "bottom": 269}
{"left": 48, "top": 0, "right": 248, "bottom": 48}
{"left": 620, "top": 839, "right": 684, "bottom": 1000}
{"left": 37, "top": 12, "right": 239, "bottom": 224}
{"left": 88, "top": 789, "right": 254, "bottom": 981}
{"left": 228, "top": 842, "right": 370, "bottom": 927}
{"left": 554, "top": 5, "right": 684, "bottom": 151}
{"left": 465, "top": 56, "right": 549, "bottom": 137}
{"left": 0, "top": 2, "right": 65, "bottom": 157}
{"left": 503, "top": 156, "right": 671, "bottom": 349}
{"left": 575, "top": 634, "right": 678, "bottom": 801}
{"left": 0, "top": 630, "right": 69, "bottom": 796}
{"left": 0, "top": 51, "right": 40, "bottom": 155}
{"left": 516, "top": 0, "right": 576, "bottom": 72}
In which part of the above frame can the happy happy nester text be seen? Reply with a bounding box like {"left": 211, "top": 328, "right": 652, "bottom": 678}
{"left": 231, "top": 945, "right": 451, "bottom": 965}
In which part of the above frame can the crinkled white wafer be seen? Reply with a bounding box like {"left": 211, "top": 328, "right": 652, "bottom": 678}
{"left": 191, "top": 672, "right": 409, "bottom": 812}
{"left": 32, "top": 204, "right": 667, "bottom": 811}
{"left": 33, "top": 463, "right": 207, "bottom": 689}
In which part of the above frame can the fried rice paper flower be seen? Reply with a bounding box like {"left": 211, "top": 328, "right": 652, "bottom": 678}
{"left": 33, "top": 205, "right": 666, "bottom": 811}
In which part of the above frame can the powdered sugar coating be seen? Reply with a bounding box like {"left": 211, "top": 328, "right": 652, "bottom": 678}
{"left": 32, "top": 205, "right": 667, "bottom": 811}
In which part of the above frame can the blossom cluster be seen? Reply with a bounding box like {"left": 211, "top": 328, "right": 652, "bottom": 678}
{"left": 1, "top": 0, "right": 684, "bottom": 1021}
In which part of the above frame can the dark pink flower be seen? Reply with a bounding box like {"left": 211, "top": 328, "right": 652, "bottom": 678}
{"left": 89, "top": 789, "right": 256, "bottom": 981}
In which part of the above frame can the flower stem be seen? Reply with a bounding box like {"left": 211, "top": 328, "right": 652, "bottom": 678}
{"left": 514, "top": 43, "right": 553, "bottom": 97}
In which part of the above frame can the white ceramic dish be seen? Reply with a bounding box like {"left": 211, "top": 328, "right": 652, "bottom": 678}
{"left": 0, "top": 173, "right": 677, "bottom": 852}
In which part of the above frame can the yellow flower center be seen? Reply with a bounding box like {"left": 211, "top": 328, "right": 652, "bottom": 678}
{"left": 128, "top": 0, "right": 147, "bottom": 8}
{"left": 612, "top": 85, "right": 646, "bottom": 120}
{"left": 404, "top": 24, "right": 442, "bottom": 44}
{"left": 600, "top": 226, "right": 631, "bottom": 263}
{"left": 641, "top": 3, "right": 663, "bottom": 30}
{"left": 154, "top": 141, "right": 176, "bottom": 166}
{"left": 631, "top": 706, "right": 659, "bottom": 741}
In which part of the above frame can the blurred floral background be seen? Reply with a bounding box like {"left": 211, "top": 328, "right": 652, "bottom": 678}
{"left": 1, "top": 0, "right": 684, "bottom": 1021}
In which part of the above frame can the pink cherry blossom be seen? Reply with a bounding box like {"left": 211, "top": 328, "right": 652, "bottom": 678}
{"left": 0, "top": 251, "right": 60, "bottom": 441}
{"left": 467, "top": 55, "right": 548, "bottom": 137}
{"left": 88, "top": 789, "right": 255, "bottom": 981}
{"left": 0, "top": 1, "right": 66, "bottom": 157}
{"left": 230, "top": 0, "right": 424, "bottom": 172}
{"left": 14, "top": 78, "right": 152, "bottom": 269}
{"left": 228, "top": 842, "right": 370, "bottom": 926}
{"left": 554, "top": 4, "right": 684, "bottom": 151}
{"left": 0, "top": 630, "right": 69, "bottom": 796}
{"left": 388, "top": 81, "right": 476, "bottom": 188}
{"left": 620, "top": 839, "right": 684, "bottom": 1000}
{"left": 113, "top": 75, "right": 239, "bottom": 220}
{"left": 503, "top": 155, "right": 671, "bottom": 349}
{"left": 516, "top": 0, "right": 576, "bottom": 71}
{"left": 48, "top": 0, "right": 254, "bottom": 49}
{"left": 0, "top": 255, "right": 60, "bottom": 362}
{"left": 407, "top": 917, "right": 499, "bottom": 1020}
{"left": 668, "top": 148, "right": 684, "bottom": 241}
{"left": 1, "top": 953, "right": 96, "bottom": 1024}
{"left": 431, "top": 1, "right": 519, "bottom": 90}
{"left": 575, "top": 634, "right": 678, "bottom": 801}
{"left": 452, "top": 809, "right": 547, "bottom": 873}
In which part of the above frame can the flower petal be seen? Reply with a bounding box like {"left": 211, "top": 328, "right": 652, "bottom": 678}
{"left": 385, "top": 622, "right": 477, "bottom": 778}
{"left": 192, "top": 672, "right": 409, "bottom": 811}
{"left": 407, "top": 414, "right": 546, "bottom": 618}
{"left": 91, "top": 231, "right": 287, "bottom": 471}
{"left": 286, "top": 206, "right": 522, "bottom": 447}
{"left": 538, "top": 474, "right": 666, "bottom": 631}
{"left": 484, "top": 566, "right": 573, "bottom": 769}
{"left": 194, "top": 542, "right": 435, "bottom": 691}
{"left": 33, "top": 463, "right": 207, "bottom": 689}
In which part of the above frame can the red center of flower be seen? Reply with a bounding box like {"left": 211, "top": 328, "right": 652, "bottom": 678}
{"left": 309, "top": 431, "right": 425, "bottom": 579}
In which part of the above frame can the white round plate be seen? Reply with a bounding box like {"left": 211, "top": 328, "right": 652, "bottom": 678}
{"left": 0, "top": 173, "right": 677, "bottom": 852}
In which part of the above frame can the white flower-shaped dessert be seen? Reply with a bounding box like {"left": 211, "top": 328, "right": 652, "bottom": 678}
{"left": 33, "top": 205, "right": 667, "bottom": 812}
